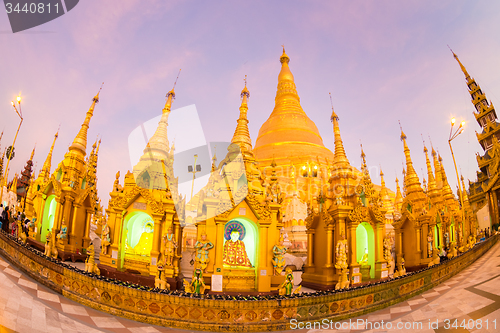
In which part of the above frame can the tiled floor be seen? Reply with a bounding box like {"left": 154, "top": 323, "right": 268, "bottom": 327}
{"left": 1, "top": 241, "right": 499, "bottom": 332}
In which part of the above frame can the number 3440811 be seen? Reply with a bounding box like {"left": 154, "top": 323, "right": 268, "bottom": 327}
{"left": 5, "top": 2, "right": 60, "bottom": 14}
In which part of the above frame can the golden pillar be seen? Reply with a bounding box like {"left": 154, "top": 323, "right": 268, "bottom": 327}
{"left": 51, "top": 198, "right": 63, "bottom": 234}
{"left": 323, "top": 224, "right": 334, "bottom": 276}
{"left": 214, "top": 218, "right": 226, "bottom": 271}
{"left": 396, "top": 230, "right": 403, "bottom": 261}
{"left": 304, "top": 229, "right": 315, "bottom": 273}
{"left": 82, "top": 207, "right": 92, "bottom": 248}
{"left": 35, "top": 195, "right": 46, "bottom": 241}
{"left": 416, "top": 227, "right": 422, "bottom": 256}
{"left": 374, "top": 222, "right": 387, "bottom": 279}
{"left": 149, "top": 213, "right": 162, "bottom": 275}
{"left": 491, "top": 191, "right": 498, "bottom": 227}
{"left": 257, "top": 225, "right": 270, "bottom": 292}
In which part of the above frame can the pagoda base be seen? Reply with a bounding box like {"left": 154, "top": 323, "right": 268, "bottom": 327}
{"left": 97, "top": 264, "right": 183, "bottom": 290}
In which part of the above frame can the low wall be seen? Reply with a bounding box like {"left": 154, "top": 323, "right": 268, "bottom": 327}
{"left": 0, "top": 231, "right": 497, "bottom": 332}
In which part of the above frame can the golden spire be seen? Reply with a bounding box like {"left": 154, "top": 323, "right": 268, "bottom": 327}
{"left": 254, "top": 48, "right": 333, "bottom": 165}
{"left": 423, "top": 143, "right": 438, "bottom": 199}
{"left": 438, "top": 154, "right": 457, "bottom": 207}
{"left": 380, "top": 168, "right": 386, "bottom": 188}
{"left": 163, "top": 69, "right": 180, "bottom": 114}
{"left": 39, "top": 131, "right": 58, "bottom": 182}
{"left": 394, "top": 176, "right": 403, "bottom": 211}
{"left": 278, "top": 45, "right": 293, "bottom": 82}
{"left": 10, "top": 173, "right": 18, "bottom": 192}
{"left": 331, "top": 93, "right": 350, "bottom": 167}
{"left": 140, "top": 77, "right": 179, "bottom": 162}
{"left": 211, "top": 146, "right": 217, "bottom": 172}
{"left": 360, "top": 143, "right": 367, "bottom": 172}
{"left": 399, "top": 124, "right": 424, "bottom": 198}
{"left": 231, "top": 76, "right": 253, "bottom": 156}
{"left": 449, "top": 46, "right": 471, "bottom": 81}
{"left": 450, "top": 48, "right": 497, "bottom": 125}
{"left": 30, "top": 145, "right": 35, "bottom": 161}
{"left": 69, "top": 84, "right": 103, "bottom": 156}
{"left": 461, "top": 175, "right": 470, "bottom": 208}
{"left": 430, "top": 143, "right": 443, "bottom": 189}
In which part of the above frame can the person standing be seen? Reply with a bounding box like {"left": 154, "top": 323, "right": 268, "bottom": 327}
{"left": 0, "top": 204, "right": 3, "bottom": 230}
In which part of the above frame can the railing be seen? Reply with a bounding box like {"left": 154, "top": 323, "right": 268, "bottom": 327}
{"left": 0, "top": 230, "right": 497, "bottom": 332}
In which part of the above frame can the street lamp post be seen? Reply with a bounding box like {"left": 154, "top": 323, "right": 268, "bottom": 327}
{"left": 448, "top": 117, "right": 466, "bottom": 243}
{"left": 0, "top": 96, "right": 23, "bottom": 206}
{"left": 188, "top": 154, "right": 201, "bottom": 200}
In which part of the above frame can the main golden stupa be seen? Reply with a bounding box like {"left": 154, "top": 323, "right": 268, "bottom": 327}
{"left": 254, "top": 48, "right": 334, "bottom": 166}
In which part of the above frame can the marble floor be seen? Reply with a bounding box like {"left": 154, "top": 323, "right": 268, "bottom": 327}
{"left": 0, "top": 242, "right": 499, "bottom": 333}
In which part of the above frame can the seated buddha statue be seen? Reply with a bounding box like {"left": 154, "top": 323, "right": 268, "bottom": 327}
{"left": 223, "top": 229, "right": 252, "bottom": 268}
{"left": 359, "top": 248, "right": 369, "bottom": 265}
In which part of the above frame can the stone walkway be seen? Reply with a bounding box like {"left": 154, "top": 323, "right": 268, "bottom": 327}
{"left": 0, "top": 241, "right": 499, "bottom": 332}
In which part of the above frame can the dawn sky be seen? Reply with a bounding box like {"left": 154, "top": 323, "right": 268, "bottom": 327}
{"left": 1, "top": 0, "right": 500, "bottom": 207}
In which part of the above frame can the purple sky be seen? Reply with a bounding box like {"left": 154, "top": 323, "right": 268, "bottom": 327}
{"left": 1, "top": 0, "right": 500, "bottom": 208}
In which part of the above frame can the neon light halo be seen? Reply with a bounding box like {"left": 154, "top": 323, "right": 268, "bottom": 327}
{"left": 224, "top": 220, "right": 246, "bottom": 241}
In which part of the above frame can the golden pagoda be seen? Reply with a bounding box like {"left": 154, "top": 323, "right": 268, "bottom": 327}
{"left": 302, "top": 104, "right": 388, "bottom": 290}
{"left": 193, "top": 81, "right": 284, "bottom": 293}
{"left": 25, "top": 131, "right": 58, "bottom": 236}
{"left": 101, "top": 85, "right": 184, "bottom": 286}
{"left": 451, "top": 51, "right": 495, "bottom": 233}
{"left": 392, "top": 129, "right": 467, "bottom": 269}
{"left": 26, "top": 89, "right": 103, "bottom": 261}
{"left": 254, "top": 48, "right": 334, "bottom": 232}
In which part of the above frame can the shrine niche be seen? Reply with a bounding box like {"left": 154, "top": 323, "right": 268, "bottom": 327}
{"left": 99, "top": 87, "right": 185, "bottom": 288}
{"left": 25, "top": 91, "right": 103, "bottom": 262}
{"left": 191, "top": 82, "right": 284, "bottom": 293}
{"left": 302, "top": 112, "right": 390, "bottom": 290}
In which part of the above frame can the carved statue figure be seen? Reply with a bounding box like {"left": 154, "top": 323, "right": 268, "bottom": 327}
{"left": 194, "top": 233, "right": 214, "bottom": 272}
{"left": 184, "top": 268, "right": 206, "bottom": 295}
{"left": 162, "top": 226, "right": 177, "bottom": 267}
{"left": 101, "top": 221, "right": 111, "bottom": 254}
{"left": 18, "top": 219, "right": 27, "bottom": 244}
{"left": 279, "top": 268, "right": 302, "bottom": 295}
{"left": 427, "top": 230, "right": 433, "bottom": 258}
{"left": 44, "top": 230, "right": 58, "bottom": 259}
{"left": 447, "top": 242, "right": 457, "bottom": 259}
{"left": 383, "top": 235, "right": 394, "bottom": 276}
{"left": 28, "top": 218, "right": 36, "bottom": 234}
{"left": 223, "top": 229, "right": 252, "bottom": 268}
{"left": 272, "top": 235, "right": 287, "bottom": 275}
{"left": 335, "top": 232, "right": 348, "bottom": 271}
{"left": 394, "top": 257, "right": 407, "bottom": 277}
{"left": 359, "top": 248, "right": 369, "bottom": 265}
{"left": 85, "top": 243, "right": 100, "bottom": 275}
{"left": 113, "top": 171, "right": 123, "bottom": 192}
{"left": 335, "top": 232, "right": 350, "bottom": 290}
{"left": 57, "top": 219, "right": 68, "bottom": 245}
{"left": 154, "top": 265, "right": 170, "bottom": 290}
{"left": 444, "top": 231, "right": 450, "bottom": 247}
{"left": 458, "top": 224, "right": 463, "bottom": 245}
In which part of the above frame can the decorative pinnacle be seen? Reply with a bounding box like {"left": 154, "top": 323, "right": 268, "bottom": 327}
{"left": 241, "top": 75, "right": 250, "bottom": 99}
{"left": 280, "top": 45, "right": 290, "bottom": 64}
{"left": 329, "top": 92, "right": 338, "bottom": 122}
{"left": 448, "top": 46, "right": 471, "bottom": 80}
{"left": 399, "top": 120, "right": 406, "bottom": 141}
{"left": 93, "top": 82, "right": 104, "bottom": 103}
{"left": 167, "top": 69, "right": 181, "bottom": 100}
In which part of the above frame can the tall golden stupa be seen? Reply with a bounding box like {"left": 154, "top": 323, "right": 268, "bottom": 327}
{"left": 254, "top": 48, "right": 334, "bottom": 166}
{"left": 254, "top": 48, "right": 335, "bottom": 234}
